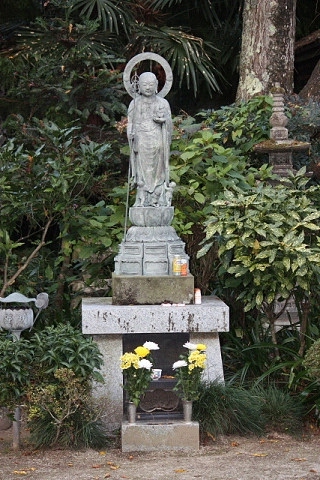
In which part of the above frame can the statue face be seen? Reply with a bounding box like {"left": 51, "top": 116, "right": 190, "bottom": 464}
{"left": 139, "top": 73, "right": 157, "bottom": 97}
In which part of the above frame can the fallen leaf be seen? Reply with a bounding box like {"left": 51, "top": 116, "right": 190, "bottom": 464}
{"left": 99, "top": 451, "right": 107, "bottom": 455}
{"left": 291, "top": 458, "right": 307, "bottom": 462}
{"left": 231, "top": 441, "right": 239, "bottom": 447}
{"left": 91, "top": 464, "right": 103, "bottom": 469}
{"left": 207, "top": 432, "right": 216, "bottom": 441}
{"left": 175, "top": 469, "right": 186, "bottom": 473}
{"left": 13, "top": 468, "right": 36, "bottom": 473}
{"left": 252, "top": 453, "right": 268, "bottom": 457}
{"left": 104, "top": 474, "right": 111, "bottom": 479}
{"left": 259, "top": 439, "right": 278, "bottom": 444}
{"left": 310, "top": 469, "right": 318, "bottom": 473}
{"left": 110, "top": 465, "right": 120, "bottom": 470}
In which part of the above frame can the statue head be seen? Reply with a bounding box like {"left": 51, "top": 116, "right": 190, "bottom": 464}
{"left": 139, "top": 72, "right": 158, "bottom": 96}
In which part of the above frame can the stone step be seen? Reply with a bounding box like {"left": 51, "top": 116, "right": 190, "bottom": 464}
{"left": 121, "top": 420, "right": 199, "bottom": 452}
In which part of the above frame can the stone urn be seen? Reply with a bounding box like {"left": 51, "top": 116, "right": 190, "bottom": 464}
{"left": 0, "top": 292, "right": 49, "bottom": 339}
{"left": 0, "top": 308, "right": 34, "bottom": 339}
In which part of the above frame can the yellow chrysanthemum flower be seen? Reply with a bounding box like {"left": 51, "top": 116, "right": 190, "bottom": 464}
{"left": 134, "top": 345, "right": 150, "bottom": 358}
{"left": 196, "top": 343, "right": 207, "bottom": 351}
{"left": 120, "top": 352, "right": 140, "bottom": 370}
{"left": 189, "top": 350, "right": 200, "bottom": 362}
{"left": 196, "top": 354, "right": 206, "bottom": 369}
{"left": 189, "top": 350, "right": 206, "bottom": 369}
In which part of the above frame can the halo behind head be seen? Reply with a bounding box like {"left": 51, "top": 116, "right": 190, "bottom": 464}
{"left": 123, "top": 52, "right": 173, "bottom": 98}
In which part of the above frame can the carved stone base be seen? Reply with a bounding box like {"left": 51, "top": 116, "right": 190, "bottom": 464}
{"left": 125, "top": 225, "right": 179, "bottom": 243}
{"left": 112, "top": 274, "right": 194, "bottom": 305}
{"left": 114, "top": 228, "right": 189, "bottom": 276}
{"left": 115, "top": 205, "right": 189, "bottom": 276}
{"left": 129, "top": 206, "right": 174, "bottom": 227}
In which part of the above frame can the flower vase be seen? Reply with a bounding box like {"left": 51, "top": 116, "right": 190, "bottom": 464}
{"left": 182, "top": 400, "right": 193, "bottom": 423}
{"left": 127, "top": 402, "right": 137, "bottom": 424}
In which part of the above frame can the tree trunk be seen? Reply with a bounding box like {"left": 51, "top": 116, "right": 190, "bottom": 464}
{"left": 299, "top": 57, "right": 320, "bottom": 100}
{"left": 236, "top": 0, "right": 297, "bottom": 102}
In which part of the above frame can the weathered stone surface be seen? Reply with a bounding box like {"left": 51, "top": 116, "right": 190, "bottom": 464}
{"left": 112, "top": 274, "right": 194, "bottom": 305}
{"left": 121, "top": 421, "right": 199, "bottom": 452}
{"left": 254, "top": 84, "right": 309, "bottom": 178}
{"left": 82, "top": 296, "right": 229, "bottom": 429}
{"left": 82, "top": 296, "right": 229, "bottom": 334}
{"left": 114, "top": 228, "right": 189, "bottom": 276}
{"left": 129, "top": 206, "right": 174, "bottom": 226}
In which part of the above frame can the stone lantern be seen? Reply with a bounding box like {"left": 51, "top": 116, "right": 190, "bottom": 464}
{"left": 254, "top": 83, "right": 310, "bottom": 177}
{"left": 0, "top": 291, "right": 49, "bottom": 449}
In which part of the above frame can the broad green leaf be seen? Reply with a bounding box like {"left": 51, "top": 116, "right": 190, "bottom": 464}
{"left": 283, "top": 257, "right": 291, "bottom": 271}
{"left": 194, "top": 192, "right": 206, "bottom": 204}
{"left": 256, "top": 291, "right": 263, "bottom": 306}
{"left": 180, "top": 151, "right": 196, "bottom": 161}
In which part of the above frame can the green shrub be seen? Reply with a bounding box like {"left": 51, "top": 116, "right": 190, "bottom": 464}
{"left": 0, "top": 333, "right": 34, "bottom": 408}
{"left": 303, "top": 339, "right": 320, "bottom": 380}
{"left": 193, "top": 381, "right": 306, "bottom": 438}
{"left": 253, "top": 385, "right": 305, "bottom": 433}
{"left": 200, "top": 95, "right": 273, "bottom": 155}
{"left": 27, "top": 368, "right": 108, "bottom": 448}
{"left": 0, "top": 324, "right": 108, "bottom": 448}
{"left": 28, "top": 407, "right": 109, "bottom": 449}
{"left": 193, "top": 381, "right": 264, "bottom": 436}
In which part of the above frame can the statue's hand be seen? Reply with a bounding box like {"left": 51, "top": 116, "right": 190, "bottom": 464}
{"left": 153, "top": 117, "right": 166, "bottom": 124}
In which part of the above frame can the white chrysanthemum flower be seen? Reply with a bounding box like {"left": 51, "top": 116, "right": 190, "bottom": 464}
{"left": 183, "top": 341, "right": 198, "bottom": 350}
{"left": 139, "top": 359, "right": 153, "bottom": 370}
{"left": 143, "top": 341, "right": 160, "bottom": 350}
{"left": 172, "top": 360, "right": 188, "bottom": 370}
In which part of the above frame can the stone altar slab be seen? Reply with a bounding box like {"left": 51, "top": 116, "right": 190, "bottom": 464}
{"left": 82, "top": 296, "right": 229, "bottom": 430}
{"left": 82, "top": 296, "right": 229, "bottom": 334}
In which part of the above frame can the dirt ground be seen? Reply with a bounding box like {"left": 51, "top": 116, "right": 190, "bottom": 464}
{"left": 1, "top": 426, "right": 320, "bottom": 480}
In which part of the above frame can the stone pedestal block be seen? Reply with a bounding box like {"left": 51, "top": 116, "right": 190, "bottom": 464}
{"left": 112, "top": 273, "right": 194, "bottom": 305}
{"left": 121, "top": 420, "right": 199, "bottom": 452}
{"left": 114, "top": 220, "right": 189, "bottom": 276}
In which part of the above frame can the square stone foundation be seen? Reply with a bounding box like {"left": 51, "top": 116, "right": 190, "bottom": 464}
{"left": 112, "top": 273, "right": 194, "bottom": 305}
{"left": 121, "top": 420, "right": 199, "bottom": 452}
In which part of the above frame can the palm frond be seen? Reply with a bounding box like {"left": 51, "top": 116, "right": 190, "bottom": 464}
{"left": 128, "top": 25, "right": 222, "bottom": 96}
{"left": 146, "top": 0, "right": 242, "bottom": 27}
{"left": 11, "top": 18, "right": 124, "bottom": 68}
{"left": 71, "top": 0, "right": 132, "bottom": 34}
